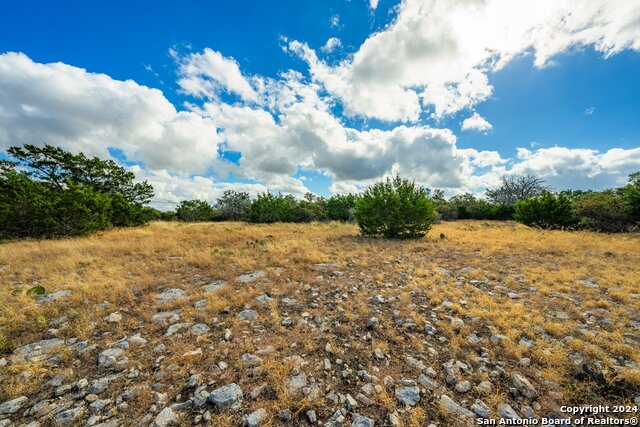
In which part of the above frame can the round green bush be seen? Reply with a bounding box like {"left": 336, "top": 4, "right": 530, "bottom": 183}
{"left": 514, "top": 191, "right": 576, "bottom": 229}
{"left": 355, "top": 175, "right": 436, "bottom": 238}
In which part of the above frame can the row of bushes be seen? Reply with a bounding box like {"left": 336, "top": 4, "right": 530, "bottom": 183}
{"left": 515, "top": 174, "right": 640, "bottom": 232}
{"left": 173, "top": 192, "right": 358, "bottom": 223}
{"left": 172, "top": 172, "right": 639, "bottom": 236}
{"left": 2, "top": 144, "right": 637, "bottom": 240}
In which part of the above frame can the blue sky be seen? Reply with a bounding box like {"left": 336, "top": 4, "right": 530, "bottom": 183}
{"left": 1, "top": 0, "right": 639, "bottom": 208}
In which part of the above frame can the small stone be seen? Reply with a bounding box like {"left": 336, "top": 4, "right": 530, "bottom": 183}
{"left": 203, "top": 280, "right": 227, "bottom": 292}
{"left": 443, "top": 360, "right": 462, "bottom": 385}
{"left": 512, "top": 373, "right": 537, "bottom": 398}
{"left": 388, "top": 412, "right": 401, "bottom": 426}
{"left": 187, "top": 374, "right": 201, "bottom": 388}
{"left": 471, "top": 399, "right": 491, "bottom": 418}
{"left": 346, "top": 393, "right": 358, "bottom": 409}
{"left": 324, "top": 358, "right": 332, "bottom": 370}
{"left": 246, "top": 408, "right": 268, "bottom": 426}
{"left": 87, "top": 377, "right": 110, "bottom": 394}
{"left": 11, "top": 338, "right": 65, "bottom": 363}
{"left": 395, "top": 386, "right": 420, "bottom": 406}
{"left": 224, "top": 329, "right": 232, "bottom": 341}
{"left": 37, "top": 289, "right": 73, "bottom": 303}
{"left": 467, "top": 333, "right": 481, "bottom": 344}
{"left": 151, "top": 311, "right": 181, "bottom": 326}
{"left": 440, "top": 395, "right": 474, "bottom": 418}
{"left": 352, "top": 413, "right": 375, "bottom": 427}
{"left": 190, "top": 323, "right": 210, "bottom": 335}
{"left": 129, "top": 334, "right": 147, "bottom": 346}
{"left": 151, "top": 407, "right": 178, "bottom": 427}
{"left": 374, "top": 348, "right": 385, "bottom": 360}
{"left": 451, "top": 318, "right": 464, "bottom": 330}
{"left": 455, "top": 380, "right": 471, "bottom": 393}
{"left": 208, "top": 383, "right": 243, "bottom": 410}
{"left": 250, "top": 383, "right": 268, "bottom": 399}
{"left": 241, "top": 353, "right": 263, "bottom": 367}
{"left": 367, "top": 317, "right": 379, "bottom": 328}
{"left": 104, "top": 312, "right": 122, "bottom": 323}
{"left": 97, "top": 348, "right": 126, "bottom": 369}
{"left": 0, "top": 396, "right": 28, "bottom": 415}
{"left": 306, "top": 410, "right": 317, "bottom": 423}
{"left": 286, "top": 373, "right": 307, "bottom": 395}
{"left": 255, "top": 294, "right": 272, "bottom": 303}
{"left": 89, "top": 399, "right": 110, "bottom": 413}
{"left": 278, "top": 409, "right": 292, "bottom": 421}
{"left": 54, "top": 406, "right": 84, "bottom": 426}
{"left": 405, "top": 356, "right": 427, "bottom": 371}
{"left": 237, "top": 309, "right": 258, "bottom": 321}
{"left": 475, "top": 381, "right": 492, "bottom": 393}
{"left": 165, "top": 323, "right": 191, "bottom": 337}
{"left": 383, "top": 376, "right": 395, "bottom": 388}
{"left": 156, "top": 288, "right": 187, "bottom": 302}
{"left": 237, "top": 271, "right": 267, "bottom": 283}
{"left": 498, "top": 403, "right": 521, "bottom": 420}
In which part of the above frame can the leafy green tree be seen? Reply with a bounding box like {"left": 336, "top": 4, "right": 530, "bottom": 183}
{"left": 292, "top": 193, "right": 327, "bottom": 222}
{"left": 6, "top": 144, "right": 153, "bottom": 204}
{"left": 355, "top": 175, "right": 437, "bottom": 238}
{"left": 216, "top": 190, "right": 251, "bottom": 221}
{"left": 622, "top": 172, "right": 640, "bottom": 223}
{"left": 175, "top": 200, "right": 216, "bottom": 222}
{"left": 573, "top": 190, "right": 633, "bottom": 232}
{"left": 248, "top": 192, "right": 294, "bottom": 223}
{"left": 1, "top": 144, "right": 154, "bottom": 238}
{"left": 326, "top": 194, "right": 358, "bottom": 221}
{"left": 515, "top": 191, "right": 576, "bottom": 229}
{"left": 0, "top": 169, "right": 111, "bottom": 238}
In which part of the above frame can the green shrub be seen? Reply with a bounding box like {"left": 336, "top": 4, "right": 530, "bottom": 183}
{"left": 622, "top": 172, "right": 640, "bottom": 224}
{"left": 326, "top": 194, "right": 358, "bottom": 221}
{"left": 0, "top": 171, "right": 111, "bottom": 238}
{"left": 0, "top": 144, "right": 154, "bottom": 239}
{"left": 292, "top": 193, "right": 327, "bottom": 222}
{"left": 573, "top": 191, "right": 634, "bottom": 232}
{"left": 216, "top": 190, "right": 251, "bottom": 221}
{"left": 248, "top": 192, "right": 294, "bottom": 223}
{"left": 515, "top": 191, "right": 576, "bottom": 229}
{"left": 435, "top": 193, "right": 514, "bottom": 221}
{"left": 355, "top": 175, "right": 436, "bottom": 238}
{"left": 176, "top": 199, "right": 216, "bottom": 222}
{"left": 54, "top": 183, "right": 112, "bottom": 235}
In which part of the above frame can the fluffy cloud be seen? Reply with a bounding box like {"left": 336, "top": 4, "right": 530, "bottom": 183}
{"left": 461, "top": 113, "right": 493, "bottom": 132}
{"left": 0, "top": 52, "right": 220, "bottom": 174}
{"left": 200, "top": 97, "right": 472, "bottom": 191}
{"left": 369, "top": 0, "right": 380, "bottom": 10}
{"left": 512, "top": 146, "right": 640, "bottom": 190}
{"left": 177, "top": 48, "right": 258, "bottom": 102}
{"left": 131, "top": 166, "right": 310, "bottom": 210}
{"left": 321, "top": 37, "right": 342, "bottom": 53}
{"left": 290, "top": 0, "right": 640, "bottom": 122}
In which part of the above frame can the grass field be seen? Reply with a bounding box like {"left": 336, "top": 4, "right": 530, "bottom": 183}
{"left": 0, "top": 221, "right": 639, "bottom": 426}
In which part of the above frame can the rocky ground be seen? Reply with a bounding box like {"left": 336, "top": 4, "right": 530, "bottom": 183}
{"left": 0, "top": 221, "right": 638, "bottom": 426}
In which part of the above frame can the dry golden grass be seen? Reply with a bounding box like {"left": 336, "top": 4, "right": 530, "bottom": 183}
{"left": 0, "top": 220, "right": 638, "bottom": 426}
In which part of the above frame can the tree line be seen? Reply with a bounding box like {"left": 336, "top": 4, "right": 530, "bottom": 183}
{"left": 1, "top": 145, "right": 638, "bottom": 240}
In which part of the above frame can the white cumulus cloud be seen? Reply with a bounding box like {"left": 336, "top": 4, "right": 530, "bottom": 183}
{"left": 0, "top": 52, "right": 221, "bottom": 174}
{"left": 461, "top": 112, "right": 493, "bottom": 132}
{"left": 289, "top": 0, "right": 640, "bottom": 122}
